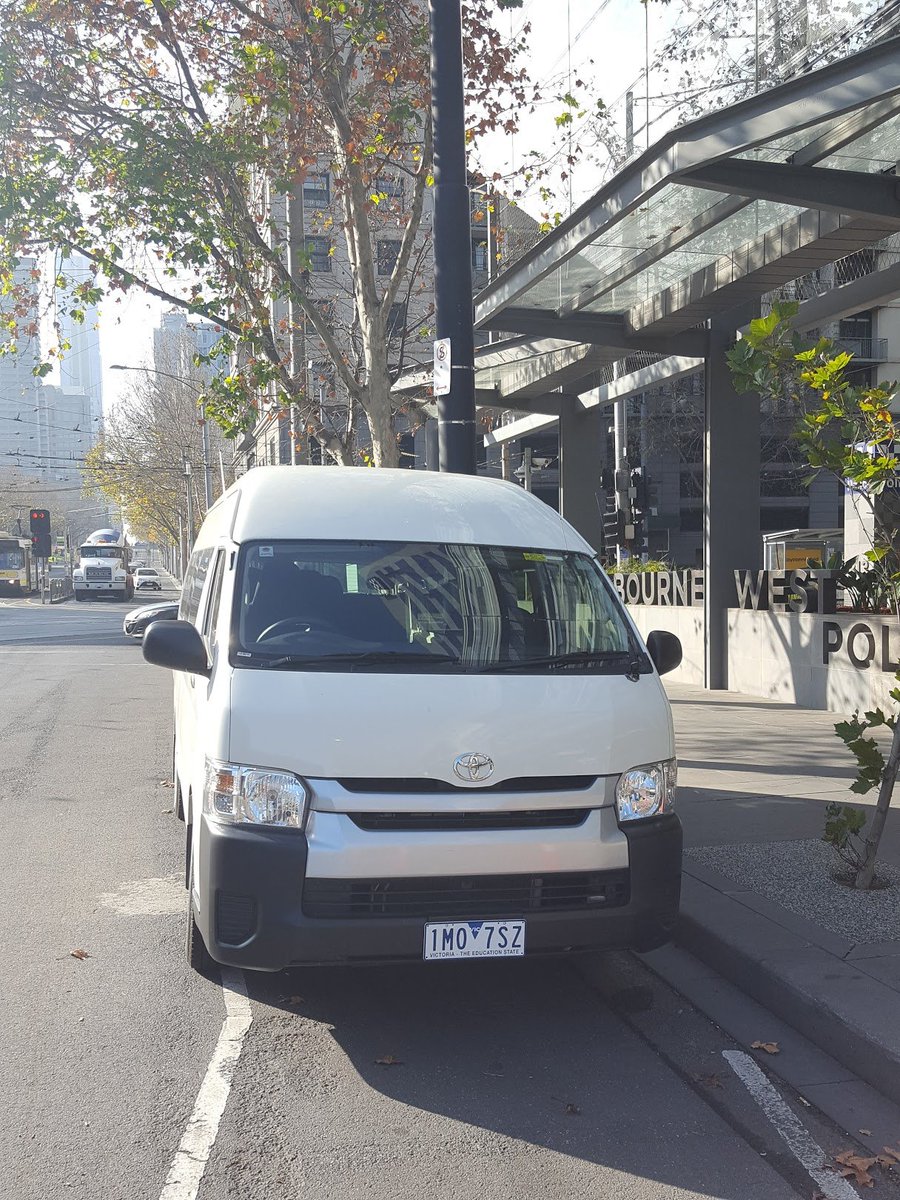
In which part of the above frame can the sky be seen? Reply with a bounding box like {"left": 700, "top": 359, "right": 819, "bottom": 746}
{"left": 97, "top": 0, "right": 672, "bottom": 415}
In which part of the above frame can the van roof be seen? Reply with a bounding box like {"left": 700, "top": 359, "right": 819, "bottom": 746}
{"left": 220, "top": 466, "right": 591, "bottom": 553}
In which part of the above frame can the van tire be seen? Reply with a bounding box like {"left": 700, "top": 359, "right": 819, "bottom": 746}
{"left": 186, "top": 852, "right": 214, "bottom": 976}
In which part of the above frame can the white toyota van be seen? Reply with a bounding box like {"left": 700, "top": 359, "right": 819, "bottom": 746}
{"left": 143, "top": 467, "right": 683, "bottom": 973}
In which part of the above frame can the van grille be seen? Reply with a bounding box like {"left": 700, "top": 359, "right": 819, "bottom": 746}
{"left": 348, "top": 809, "right": 589, "bottom": 832}
{"left": 336, "top": 775, "right": 597, "bottom": 795}
{"left": 302, "top": 870, "right": 629, "bottom": 919}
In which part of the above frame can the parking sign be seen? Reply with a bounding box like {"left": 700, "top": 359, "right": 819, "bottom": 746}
{"left": 433, "top": 338, "right": 451, "bottom": 396}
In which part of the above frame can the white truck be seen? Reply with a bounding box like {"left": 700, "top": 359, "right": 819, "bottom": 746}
{"left": 73, "top": 528, "right": 134, "bottom": 602}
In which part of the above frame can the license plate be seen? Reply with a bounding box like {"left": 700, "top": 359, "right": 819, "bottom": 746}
{"left": 423, "top": 919, "right": 525, "bottom": 961}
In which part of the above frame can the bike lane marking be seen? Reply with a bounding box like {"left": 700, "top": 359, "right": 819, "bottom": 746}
{"left": 723, "top": 1050, "right": 862, "bottom": 1200}
{"left": 158, "top": 968, "right": 252, "bottom": 1200}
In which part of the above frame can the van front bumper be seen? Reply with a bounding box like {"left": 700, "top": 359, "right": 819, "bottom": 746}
{"left": 196, "top": 812, "right": 682, "bottom": 972}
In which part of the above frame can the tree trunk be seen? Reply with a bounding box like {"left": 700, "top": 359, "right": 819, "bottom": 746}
{"left": 364, "top": 357, "right": 399, "bottom": 468}
{"left": 855, "top": 707, "right": 900, "bottom": 888}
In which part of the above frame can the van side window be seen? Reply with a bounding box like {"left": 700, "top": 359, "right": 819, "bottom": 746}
{"left": 203, "top": 550, "right": 226, "bottom": 653}
{"left": 180, "top": 547, "right": 214, "bottom": 626}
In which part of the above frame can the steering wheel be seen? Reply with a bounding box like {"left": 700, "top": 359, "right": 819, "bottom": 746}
{"left": 257, "top": 617, "right": 337, "bottom": 642}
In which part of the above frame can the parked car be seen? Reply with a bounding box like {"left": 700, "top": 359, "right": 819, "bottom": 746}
{"left": 134, "top": 567, "right": 162, "bottom": 591}
{"left": 123, "top": 600, "right": 179, "bottom": 639}
{"left": 143, "top": 466, "right": 683, "bottom": 974}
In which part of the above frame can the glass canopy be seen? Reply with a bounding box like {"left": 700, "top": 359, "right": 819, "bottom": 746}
{"left": 474, "top": 35, "right": 900, "bottom": 345}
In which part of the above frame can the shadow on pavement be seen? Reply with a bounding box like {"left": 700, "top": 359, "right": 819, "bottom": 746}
{"left": 230, "top": 955, "right": 784, "bottom": 1199}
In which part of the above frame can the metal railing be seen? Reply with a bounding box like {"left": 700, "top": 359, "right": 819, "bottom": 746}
{"left": 833, "top": 337, "right": 889, "bottom": 362}
{"left": 44, "top": 576, "right": 74, "bottom": 604}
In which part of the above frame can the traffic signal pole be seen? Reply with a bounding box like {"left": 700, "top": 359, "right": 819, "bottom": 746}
{"left": 429, "top": 0, "right": 477, "bottom": 474}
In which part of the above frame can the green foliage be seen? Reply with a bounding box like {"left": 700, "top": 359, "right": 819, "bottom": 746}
{"left": 834, "top": 709, "right": 891, "bottom": 795}
{"left": 613, "top": 558, "right": 672, "bottom": 574}
{"left": 823, "top": 802, "right": 868, "bottom": 874}
{"left": 806, "top": 552, "right": 895, "bottom": 614}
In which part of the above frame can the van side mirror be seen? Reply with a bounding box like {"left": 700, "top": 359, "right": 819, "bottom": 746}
{"left": 143, "top": 619, "right": 210, "bottom": 677}
{"left": 646, "top": 630, "right": 682, "bottom": 676}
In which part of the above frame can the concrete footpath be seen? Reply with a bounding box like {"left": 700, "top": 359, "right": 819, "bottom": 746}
{"left": 645, "top": 683, "right": 900, "bottom": 1133}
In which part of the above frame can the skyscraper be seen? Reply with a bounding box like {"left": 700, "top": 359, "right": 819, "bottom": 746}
{"left": 0, "top": 257, "right": 42, "bottom": 468}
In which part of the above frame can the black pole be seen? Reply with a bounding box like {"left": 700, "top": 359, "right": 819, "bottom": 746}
{"left": 429, "top": 0, "right": 476, "bottom": 474}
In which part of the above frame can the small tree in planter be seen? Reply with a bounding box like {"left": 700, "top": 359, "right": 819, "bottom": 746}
{"left": 728, "top": 301, "right": 899, "bottom": 889}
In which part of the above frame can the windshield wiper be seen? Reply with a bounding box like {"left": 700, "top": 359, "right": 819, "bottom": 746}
{"left": 481, "top": 649, "right": 647, "bottom": 674}
{"left": 259, "top": 650, "right": 463, "bottom": 669}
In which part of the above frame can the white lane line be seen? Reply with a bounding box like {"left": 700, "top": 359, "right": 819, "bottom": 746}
{"left": 158, "top": 968, "right": 252, "bottom": 1200}
{"left": 722, "top": 1050, "right": 861, "bottom": 1200}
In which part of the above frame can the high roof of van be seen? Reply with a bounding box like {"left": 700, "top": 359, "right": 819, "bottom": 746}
{"left": 214, "top": 467, "right": 592, "bottom": 553}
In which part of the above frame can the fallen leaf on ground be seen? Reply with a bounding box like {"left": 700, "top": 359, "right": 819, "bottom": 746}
{"left": 877, "top": 1154, "right": 898, "bottom": 1168}
{"left": 374, "top": 1055, "right": 403, "bottom": 1067}
{"left": 750, "top": 1040, "right": 780, "bottom": 1054}
{"left": 859, "top": 1129, "right": 872, "bottom": 1136}
{"left": 159, "top": 780, "right": 175, "bottom": 788}
{"left": 161, "top": 808, "right": 174, "bottom": 814}
{"left": 69, "top": 949, "right": 90, "bottom": 961}
{"left": 798, "top": 1096, "right": 811, "bottom": 1107}
{"left": 564, "top": 1103, "right": 581, "bottom": 1116}
{"left": 881, "top": 1147, "right": 900, "bottom": 1164}
{"left": 696, "top": 1073, "right": 722, "bottom": 1088}
{"left": 834, "top": 1150, "right": 878, "bottom": 1187}
{"left": 278, "top": 995, "right": 305, "bottom": 1005}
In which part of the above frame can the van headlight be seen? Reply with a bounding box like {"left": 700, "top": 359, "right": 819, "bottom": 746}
{"left": 204, "top": 760, "right": 309, "bottom": 829}
{"left": 615, "top": 759, "right": 676, "bottom": 821}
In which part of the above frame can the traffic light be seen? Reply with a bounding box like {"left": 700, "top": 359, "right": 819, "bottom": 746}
{"left": 29, "top": 508, "right": 52, "bottom": 558}
{"left": 602, "top": 504, "right": 625, "bottom": 552}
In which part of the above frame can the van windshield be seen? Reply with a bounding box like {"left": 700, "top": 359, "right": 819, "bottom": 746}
{"left": 233, "top": 541, "right": 643, "bottom": 673}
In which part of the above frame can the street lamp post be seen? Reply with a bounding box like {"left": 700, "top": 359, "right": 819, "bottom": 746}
{"left": 110, "top": 363, "right": 214, "bottom": 510}
{"left": 429, "top": 0, "right": 477, "bottom": 475}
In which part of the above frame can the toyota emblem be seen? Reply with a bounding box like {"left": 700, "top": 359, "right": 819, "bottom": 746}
{"left": 453, "top": 752, "right": 494, "bottom": 784}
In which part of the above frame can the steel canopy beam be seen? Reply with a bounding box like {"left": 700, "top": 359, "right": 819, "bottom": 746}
{"left": 578, "top": 355, "right": 705, "bottom": 411}
{"left": 629, "top": 210, "right": 899, "bottom": 334}
{"left": 678, "top": 159, "right": 900, "bottom": 224}
{"left": 790, "top": 259, "right": 900, "bottom": 331}
{"left": 479, "top": 307, "right": 710, "bottom": 357}
{"left": 482, "top": 412, "right": 561, "bottom": 445}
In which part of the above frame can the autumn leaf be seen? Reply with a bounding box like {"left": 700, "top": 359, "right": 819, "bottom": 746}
{"left": 278, "top": 995, "right": 305, "bottom": 1005}
{"left": 70, "top": 949, "right": 90, "bottom": 961}
{"left": 833, "top": 1150, "right": 878, "bottom": 1187}
{"left": 750, "top": 1040, "right": 780, "bottom": 1054}
{"left": 696, "top": 1073, "right": 722, "bottom": 1088}
{"left": 564, "top": 1103, "right": 581, "bottom": 1116}
{"left": 374, "top": 1054, "right": 403, "bottom": 1067}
